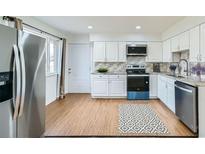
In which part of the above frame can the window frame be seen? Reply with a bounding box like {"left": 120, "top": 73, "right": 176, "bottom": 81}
{"left": 47, "top": 39, "right": 57, "bottom": 75}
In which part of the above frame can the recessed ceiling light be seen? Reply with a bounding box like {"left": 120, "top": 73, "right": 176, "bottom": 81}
{"left": 136, "top": 26, "right": 141, "bottom": 29}
{"left": 88, "top": 26, "right": 93, "bottom": 29}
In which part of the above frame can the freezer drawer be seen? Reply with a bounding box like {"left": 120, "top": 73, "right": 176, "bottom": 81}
{"left": 175, "top": 81, "right": 198, "bottom": 133}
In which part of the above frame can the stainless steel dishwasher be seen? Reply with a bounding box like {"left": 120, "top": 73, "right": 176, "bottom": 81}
{"left": 175, "top": 81, "right": 198, "bottom": 133}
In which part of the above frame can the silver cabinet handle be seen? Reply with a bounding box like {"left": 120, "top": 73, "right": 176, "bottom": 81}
{"left": 175, "top": 85, "right": 192, "bottom": 93}
{"left": 13, "top": 44, "right": 21, "bottom": 120}
{"left": 18, "top": 45, "right": 26, "bottom": 117}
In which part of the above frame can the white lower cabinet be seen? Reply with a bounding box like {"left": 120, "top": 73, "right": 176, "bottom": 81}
{"left": 109, "top": 79, "right": 126, "bottom": 96}
{"left": 166, "top": 82, "right": 175, "bottom": 113}
{"left": 149, "top": 74, "right": 158, "bottom": 98}
{"left": 157, "top": 76, "right": 167, "bottom": 103}
{"left": 157, "top": 75, "right": 175, "bottom": 113}
{"left": 91, "top": 75, "right": 126, "bottom": 97}
{"left": 91, "top": 75, "right": 109, "bottom": 96}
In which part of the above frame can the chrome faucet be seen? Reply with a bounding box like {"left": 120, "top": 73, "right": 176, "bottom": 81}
{"left": 178, "top": 59, "right": 189, "bottom": 76}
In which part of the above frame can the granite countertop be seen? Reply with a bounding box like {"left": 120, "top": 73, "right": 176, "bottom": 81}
{"left": 92, "top": 71, "right": 205, "bottom": 87}
{"left": 91, "top": 72, "right": 127, "bottom": 75}
{"left": 150, "top": 72, "right": 205, "bottom": 87}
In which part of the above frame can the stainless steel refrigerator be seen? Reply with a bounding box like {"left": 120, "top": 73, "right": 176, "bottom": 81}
{"left": 0, "top": 24, "right": 46, "bottom": 138}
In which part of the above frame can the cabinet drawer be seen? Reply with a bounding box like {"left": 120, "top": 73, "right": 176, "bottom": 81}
{"left": 91, "top": 75, "right": 109, "bottom": 79}
{"left": 166, "top": 78, "right": 175, "bottom": 85}
{"left": 109, "top": 75, "right": 126, "bottom": 80}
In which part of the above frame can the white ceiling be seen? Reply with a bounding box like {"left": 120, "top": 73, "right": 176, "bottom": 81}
{"left": 34, "top": 16, "right": 185, "bottom": 34}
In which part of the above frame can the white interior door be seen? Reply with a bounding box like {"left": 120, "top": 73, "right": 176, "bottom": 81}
{"left": 67, "top": 44, "right": 91, "bottom": 93}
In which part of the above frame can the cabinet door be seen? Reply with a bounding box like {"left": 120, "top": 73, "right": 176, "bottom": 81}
{"left": 157, "top": 76, "right": 167, "bottom": 103}
{"left": 147, "top": 42, "right": 162, "bottom": 62}
{"left": 92, "top": 79, "right": 108, "bottom": 96}
{"left": 166, "top": 83, "right": 175, "bottom": 113}
{"left": 157, "top": 76, "right": 163, "bottom": 100}
{"left": 149, "top": 75, "right": 158, "bottom": 98}
{"left": 106, "top": 42, "right": 118, "bottom": 62}
{"left": 93, "top": 42, "right": 106, "bottom": 62}
{"left": 163, "top": 39, "right": 172, "bottom": 62}
{"left": 109, "top": 79, "right": 126, "bottom": 96}
{"left": 161, "top": 81, "right": 167, "bottom": 103}
{"left": 171, "top": 36, "right": 180, "bottom": 52}
{"left": 200, "top": 23, "right": 205, "bottom": 61}
{"left": 118, "top": 42, "right": 127, "bottom": 62}
{"left": 179, "top": 31, "right": 189, "bottom": 51}
{"left": 190, "top": 26, "right": 200, "bottom": 62}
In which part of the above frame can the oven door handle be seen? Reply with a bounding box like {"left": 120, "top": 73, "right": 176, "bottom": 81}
{"left": 127, "top": 74, "right": 149, "bottom": 77}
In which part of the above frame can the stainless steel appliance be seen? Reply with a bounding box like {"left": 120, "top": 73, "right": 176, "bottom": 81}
{"left": 175, "top": 81, "right": 198, "bottom": 133}
{"left": 0, "top": 24, "right": 46, "bottom": 138}
{"left": 126, "top": 44, "right": 147, "bottom": 56}
{"left": 126, "top": 64, "right": 149, "bottom": 100}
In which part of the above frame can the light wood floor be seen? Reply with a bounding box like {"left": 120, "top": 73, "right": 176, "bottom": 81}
{"left": 45, "top": 94, "right": 196, "bottom": 137}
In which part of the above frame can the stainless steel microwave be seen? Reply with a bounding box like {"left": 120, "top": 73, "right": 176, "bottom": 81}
{"left": 126, "top": 44, "right": 147, "bottom": 56}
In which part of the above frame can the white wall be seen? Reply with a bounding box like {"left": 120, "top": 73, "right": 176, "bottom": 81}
{"left": 89, "top": 32, "right": 162, "bottom": 42}
{"left": 69, "top": 34, "right": 90, "bottom": 43}
{"left": 162, "top": 16, "right": 205, "bottom": 40}
{"left": 46, "top": 75, "right": 58, "bottom": 105}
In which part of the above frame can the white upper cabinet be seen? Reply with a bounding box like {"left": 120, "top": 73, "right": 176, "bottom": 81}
{"left": 146, "top": 42, "right": 162, "bottom": 62}
{"left": 106, "top": 42, "right": 118, "bottom": 62}
{"left": 190, "top": 26, "right": 200, "bottom": 62}
{"left": 162, "top": 39, "right": 172, "bottom": 62}
{"left": 171, "top": 32, "right": 189, "bottom": 52}
{"left": 171, "top": 35, "right": 180, "bottom": 52}
{"left": 118, "top": 42, "right": 127, "bottom": 62}
{"left": 93, "top": 41, "right": 127, "bottom": 62}
{"left": 200, "top": 23, "right": 205, "bottom": 61}
{"left": 179, "top": 31, "right": 190, "bottom": 51}
{"left": 93, "top": 42, "right": 106, "bottom": 62}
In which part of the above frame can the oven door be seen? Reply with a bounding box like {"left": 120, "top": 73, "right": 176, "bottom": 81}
{"left": 127, "top": 75, "right": 149, "bottom": 100}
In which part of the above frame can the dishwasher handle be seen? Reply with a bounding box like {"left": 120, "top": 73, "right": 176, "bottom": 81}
{"left": 175, "top": 85, "right": 193, "bottom": 93}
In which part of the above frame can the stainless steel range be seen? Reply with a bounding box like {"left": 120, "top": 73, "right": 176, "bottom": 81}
{"left": 126, "top": 64, "right": 149, "bottom": 100}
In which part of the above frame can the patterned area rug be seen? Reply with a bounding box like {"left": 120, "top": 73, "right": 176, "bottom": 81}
{"left": 119, "top": 104, "right": 170, "bottom": 135}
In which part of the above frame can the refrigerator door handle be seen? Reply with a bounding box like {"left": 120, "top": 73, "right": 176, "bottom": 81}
{"left": 18, "top": 45, "right": 26, "bottom": 117}
{"left": 13, "top": 44, "right": 21, "bottom": 120}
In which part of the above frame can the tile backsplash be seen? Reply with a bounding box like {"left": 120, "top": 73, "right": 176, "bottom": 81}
{"left": 93, "top": 57, "right": 205, "bottom": 78}
{"left": 146, "top": 63, "right": 170, "bottom": 73}
{"left": 190, "top": 62, "right": 205, "bottom": 77}
{"left": 94, "top": 62, "right": 170, "bottom": 73}
{"left": 127, "top": 57, "right": 146, "bottom": 64}
{"left": 94, "top": 62, "right": 126, "bottom": 72}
